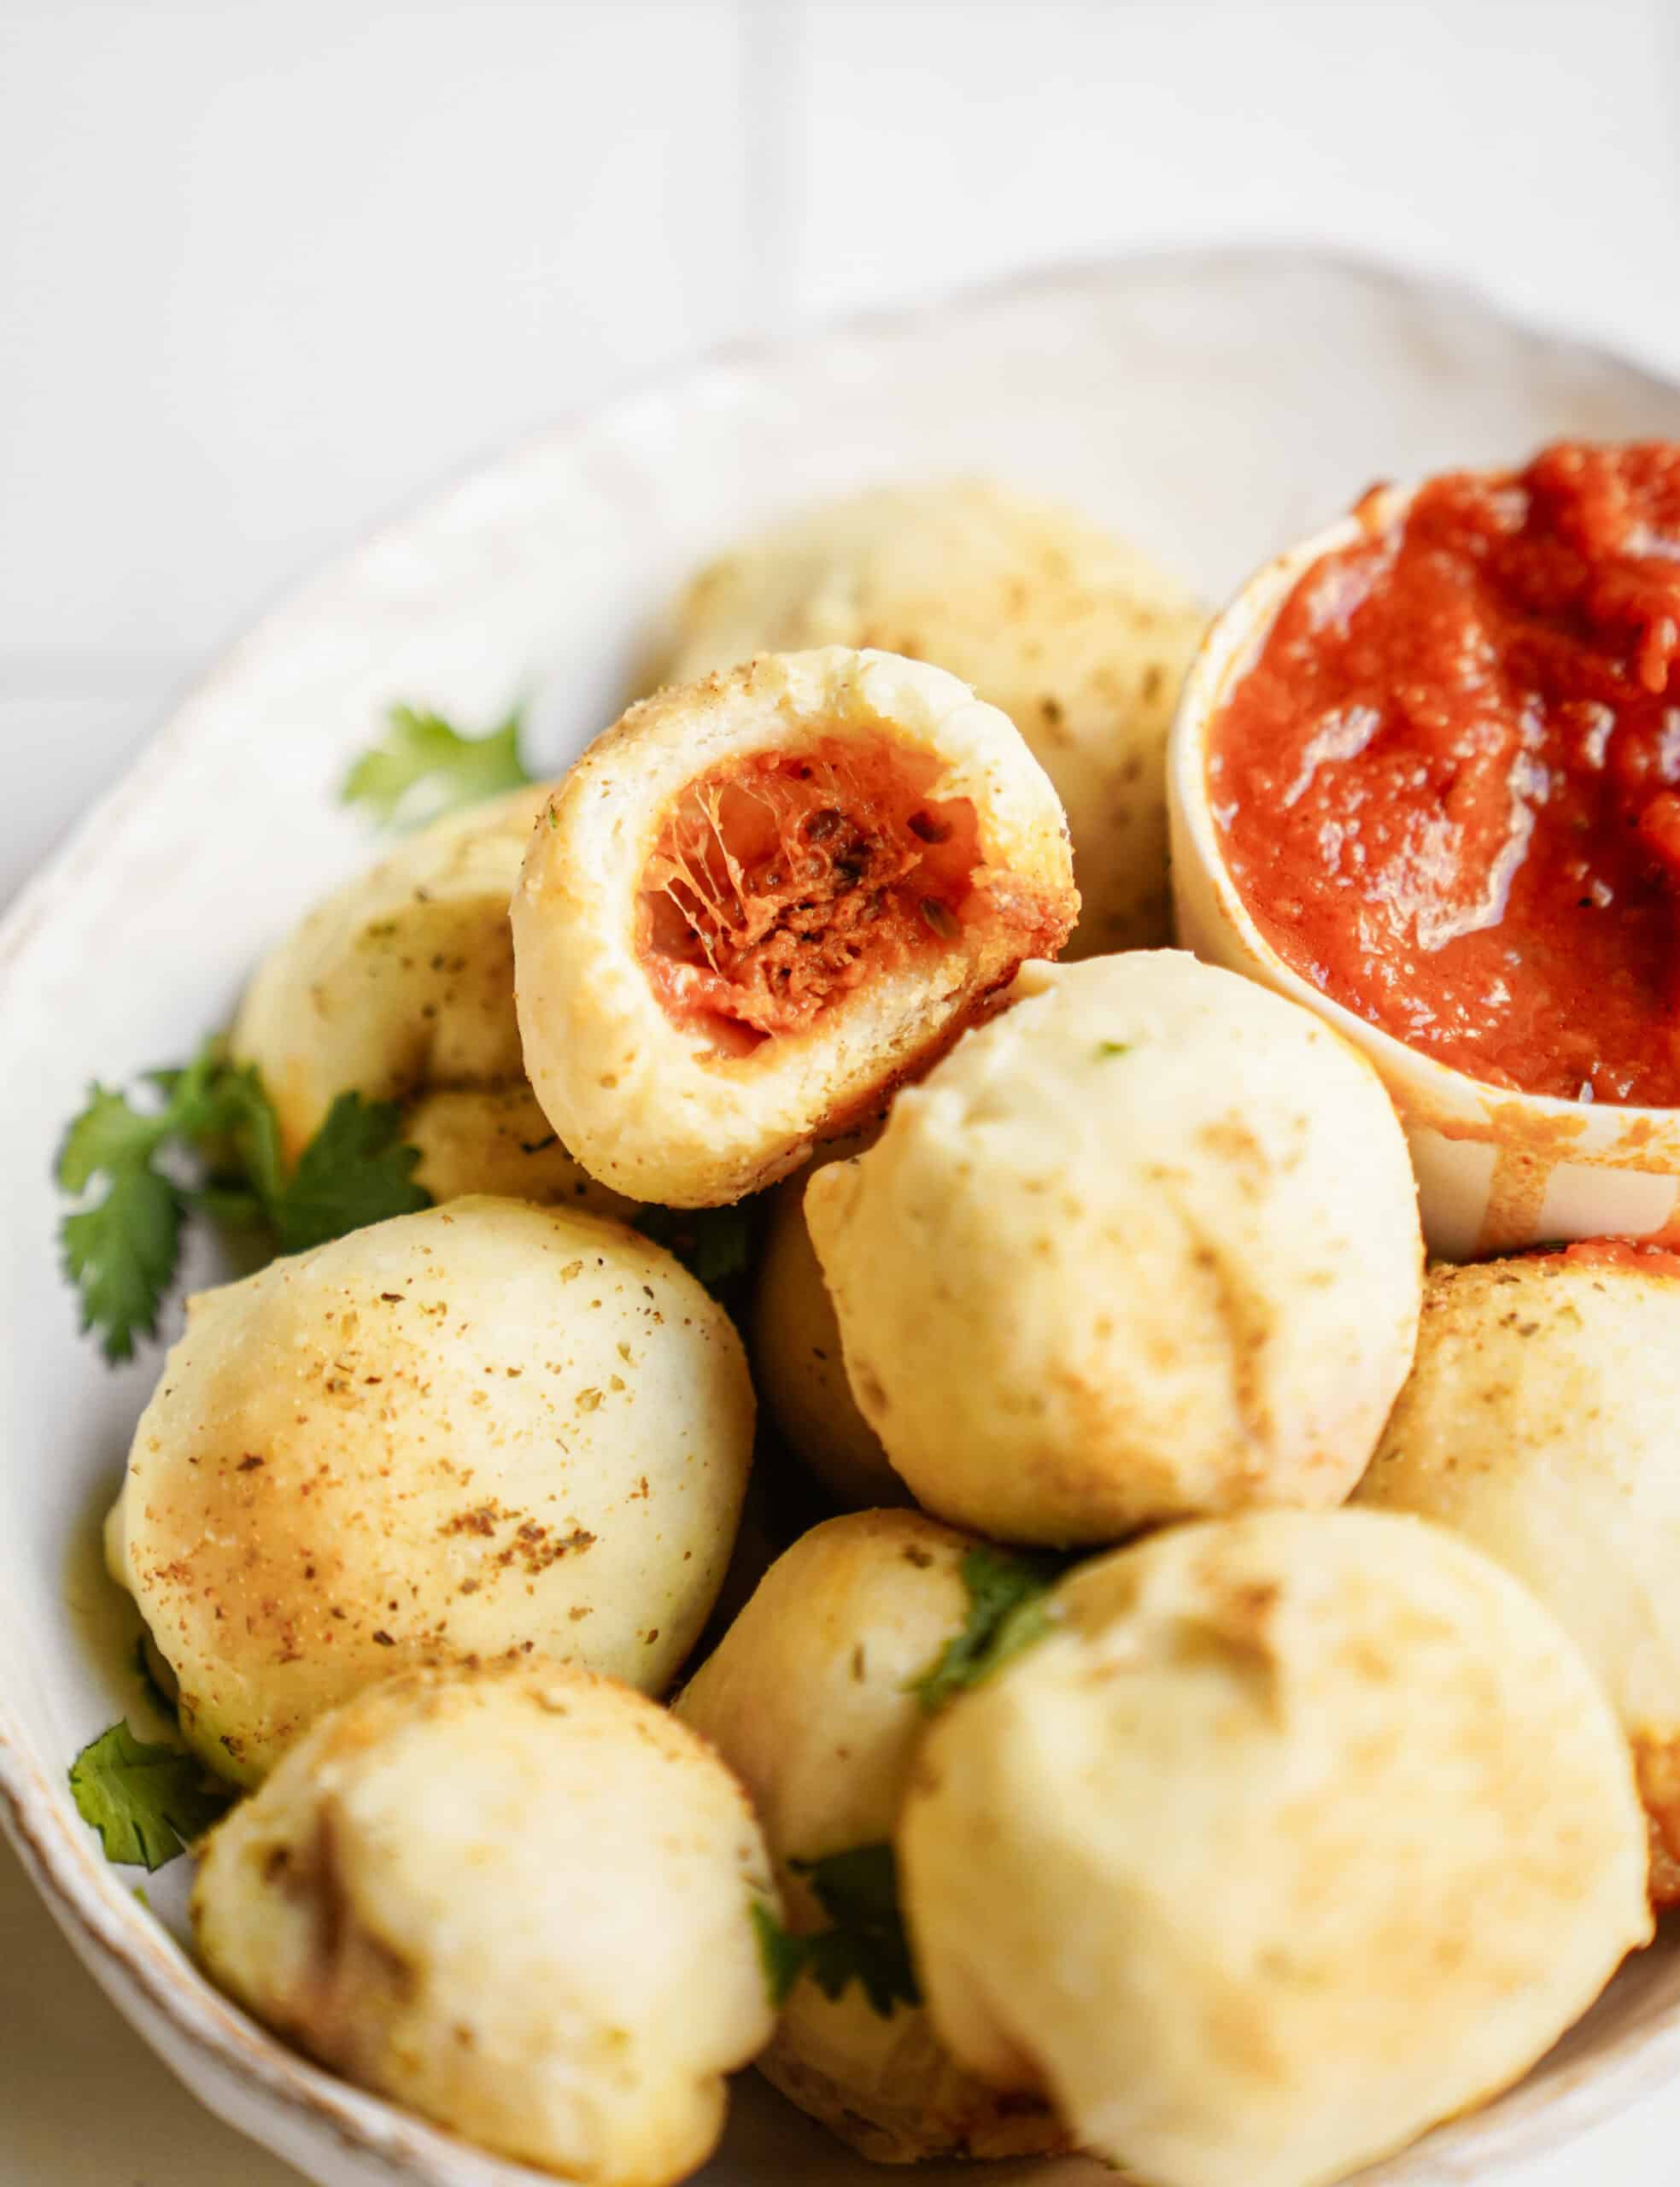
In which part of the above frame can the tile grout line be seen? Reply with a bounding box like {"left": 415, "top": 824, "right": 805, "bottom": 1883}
{"left": 738, "top": 0, "right": 805, "bottom": 337}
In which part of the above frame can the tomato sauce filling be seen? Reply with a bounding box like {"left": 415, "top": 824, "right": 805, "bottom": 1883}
{"left": 637, "top": 735, "right": 986, "bottom": 1050}
{"left": 1529, "top": 1238, "right": 1680, "bottom": 1280}
{"left": 1210, "top": 442, "right": 1680, "bottom": 1105}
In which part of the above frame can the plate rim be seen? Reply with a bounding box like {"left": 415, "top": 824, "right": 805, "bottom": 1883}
{"left": 6, "top": 240, "right": 1680, "bottom": 2187}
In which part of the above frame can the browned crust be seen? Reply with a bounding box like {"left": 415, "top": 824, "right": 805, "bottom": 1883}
{"left": 812, "top": 927, "right": 1057, "bottom": 1151}
{"left": 756, "top": 2031, "right": 1068, "bottom": 2166}
{"left": 1634, "top": 1732, "right": 1680, "bottom": 1908}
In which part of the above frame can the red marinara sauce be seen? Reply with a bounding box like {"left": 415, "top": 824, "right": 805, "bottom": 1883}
{"left": 1536, "top": 1239, "right": 1680, "bottom": 1278}
{"left": 1210, "top": 442, "right": 1680, "bottom": 1105}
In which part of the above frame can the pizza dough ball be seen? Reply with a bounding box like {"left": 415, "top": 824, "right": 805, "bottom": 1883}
{"left": 658, "top": 478, "right": 1206, "bottom": 955}
{"left": 512, "top": 648, "right": 1077, "bottom": 1208}
{"left": 806, "top": 952, "right": 1422, "bottom": 1546}
{"left": 750, "top": 1138, "right": 902, "bottom": 1509}
{"left": 398, "top": 1082, "right": 628, "bottom": 1214}
{"left": 1356, "top": 1242, "right": 1680, "bottom": 1902}
{"left": 676, "top": 1511, "right": 1064, "bottom": 2163}
{"left": 193, "top": 1661, "right": 776, "bottom": 2184}
{"left": 231, "top": 787, "right": 629, "bottom": 1217}
{"left": 105, "top": 1197, "right": 753, "bottom": 1785}
{"left": 899, "top": 1509, "right": 1650, "bottom": 2187}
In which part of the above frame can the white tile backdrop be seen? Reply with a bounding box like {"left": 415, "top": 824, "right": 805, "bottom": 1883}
{"left": 5, "top": 1, "right": 1680, "bottom": 2178}
{"left": 4, "top": 0, "right": 1680, "bottom": 898}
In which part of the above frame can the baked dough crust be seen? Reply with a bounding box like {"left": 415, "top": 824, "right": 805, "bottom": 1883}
{"left": 232, "top": 787, "right": 629, "bottom": 1215}
{"left": 676, "top": 1511, "right": 1066, "bottom": 2164}
{"left": 900, "top": 1510, "right": 1651, "bottom": 2187}
{"left": 106, "top": 1198, "right": 753, "bottom": 1784}
{"left": 657, "top": 478, "right": 1205, "bottom": 955}
{"left": 1358, "top": 1251, "right": 1680, "bottom": 1906}
{"left": 807, "top": 953, "right": 1423, "bottom": 1545}
{"left": 192, "top": 1661, "right": 776, "bottom": 2184}
{"left": 513, "top": 648, "right": 1076, "bottom": 1207}
{"left": 749, "top": 1136, "right": 902, "bottom": 1510}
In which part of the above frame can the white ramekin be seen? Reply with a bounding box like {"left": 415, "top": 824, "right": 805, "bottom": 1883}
{"left": 1168, "top": 490, "right": 1680, "bottom": 1260}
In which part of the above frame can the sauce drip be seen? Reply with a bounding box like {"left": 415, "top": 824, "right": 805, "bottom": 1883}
{"left": 1211, "top": 442, "right": 1680, "bottom": 1105}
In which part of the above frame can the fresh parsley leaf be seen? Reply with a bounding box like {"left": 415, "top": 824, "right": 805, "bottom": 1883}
{"left": 68, "top": 1721, "right": 231, "bottom": 1871}
{"left": 752, "top": 1898, "right": 806, "bottom": 2010}
{"left": 181, "top": 1057, "right": 287, "bottom": 1205}
{"left": 268, "top": 1092, "right": 429, "bottom": 1252}
{"left": 789, "top": 1843, "right": 920, "bottom": 2017}
{"left": 58, "top": 1082, "right": 176, "bottom": 1192}
{"left": 754, "top": 1844, "right": 920, "bottom": 2017}
{"left": 60, "top": 1162, "right": 184, "bottom": 1363}
{"left": 634, "top": 1203, "right": 754, "bottom": 1296}
{"left": 58, "top": 1040, "right": 255, "bottom": 1358}
{"left": 184, "top": 1181, "right": 271, "bottom": 1229}
{"left": 56, "top": 1040, "right": 431, "bottom": 1361}
{"left": 342, "top": 704, "right": 531, "bottom": 831}
{"left": 909, "top": 1545, "right": 1068, "bottom": 1714}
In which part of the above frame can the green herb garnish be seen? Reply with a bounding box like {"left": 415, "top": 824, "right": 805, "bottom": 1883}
{"left": 262, "top": 1090, "right": 432, "bottom": 1253}
{"left": 909, "top": 1545, "right": 1068, "bottom": 1713}
{"left": 1094, "top": 1040, "right": 1132, "bottom": 1059}
{"left": 634, "top": 1202, "right": 753, "bottom": 1296}
{"left": 752, "top": 1898, "right": 808, "bottom": 2009}
{"left": 342, "top": 703, "right": 531, "bottom": 830}
{"left": 56, "top": 1038, "right": 430, "bottom": 1361}
{"left": 754, "top": 1843, "right": 920, "bottom": 2017}
{"left": 68, "top": 1721, "right": 231, "bottom": 1871}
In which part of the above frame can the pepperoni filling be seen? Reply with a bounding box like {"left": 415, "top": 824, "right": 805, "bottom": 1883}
{"left": 637, "top": 736, "right": 985, "bottom": 1050}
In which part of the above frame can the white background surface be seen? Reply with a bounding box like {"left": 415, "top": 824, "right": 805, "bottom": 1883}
{"left": 4, "top": 2, "right": 1680, "bottom": 2180}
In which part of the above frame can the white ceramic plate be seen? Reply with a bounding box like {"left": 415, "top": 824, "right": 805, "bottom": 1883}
{"left": 7, "top": 248, "right": 1680, "bottom": 2187}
